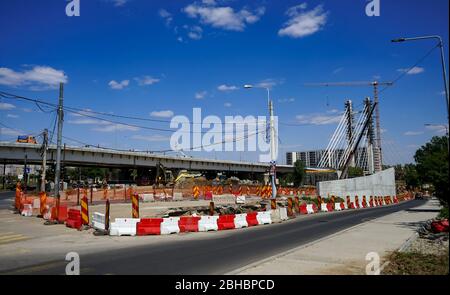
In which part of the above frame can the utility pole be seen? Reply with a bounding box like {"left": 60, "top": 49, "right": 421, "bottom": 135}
{"left": 54, "top": 83, "right": 64, "bottom": 203}
{"left": 40, "top": 129, "right": 48, "bottom": 192}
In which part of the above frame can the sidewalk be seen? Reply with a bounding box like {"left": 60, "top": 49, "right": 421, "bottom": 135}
{"left": 229, "top": 199, "right": 441, "bottom": 275}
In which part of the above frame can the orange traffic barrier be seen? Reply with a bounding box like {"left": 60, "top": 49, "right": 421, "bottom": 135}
{"left": 287, "top": 197, "right": 294, "bottom": 217}
{"left": 294, "top": 196, "right": 300, "bottom": 213}
{"left": 270, "top": 198, "right": 277, "bottom": 210}
{"left": 39, "top": 191, "right": 47, "bottom": 217}
{"left": 132, "top": 192, "right": 139, "bottom": 218}
{"left": 80, "top": 194, "right": 89, "bottom": 225}
{"left": 193, "top": 186, "right": 200, "bottom": 200}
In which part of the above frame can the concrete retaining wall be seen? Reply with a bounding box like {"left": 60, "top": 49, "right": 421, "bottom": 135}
{"left": 317, "top": 168, "right": 396, "bottom": 198}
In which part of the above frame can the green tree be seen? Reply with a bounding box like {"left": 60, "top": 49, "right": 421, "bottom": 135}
{"left": 347, "top": 166, "right": 364, "bottom": 178}
{"left": 414, "top": 136, "right": 449, "bottom": 207}
{"left": 404, "top": 164, "right": 420, "bottom": 189}
{"left": 292, "top": 160, "right": 306, "bottom": 187}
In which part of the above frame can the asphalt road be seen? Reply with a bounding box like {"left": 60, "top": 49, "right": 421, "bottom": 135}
{"left": 2, "top": 199, "right": 425, "bottom": 275}
{"left": 0, "top": 191, "right": 14, "bottom": 210}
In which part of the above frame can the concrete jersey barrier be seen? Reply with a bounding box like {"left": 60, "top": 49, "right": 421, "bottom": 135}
{"left": 257, "top": 211, "right": 272, "bottom": 225}
{"left": 161, "top": 217, "right": 180, "bottom": 235}
{"left": 234, "top": 213, "right": 248, "bottom": 228}
{"left": 110, "top": 218, "right": 140, "bottom": 236}
{"left": 198, "top": 216, "right": 219, "bottom": 232}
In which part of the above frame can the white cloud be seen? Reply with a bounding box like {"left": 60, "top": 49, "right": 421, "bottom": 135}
{"left": 218, "top": 84, "right": 238, "bottom": 91}
{"left": 131, "top": 134, "right": 169, "bottom": 142}
{"left": 150, "top": 110, "right": 174, "bottom": 118}
{"left": 93, "top": 124, "right": 139, "bottom": 133}
{"left": 109, "top": 0, "right": 129, "bottom": 7}
{"left": 195, "top": 91, "right": 207, "bottom": 99}
{"left": 6, "top": 114, "right": 19, "bottom": 119}
{"left": 159, "top": 9, "right": 173, "bottom": 26}
{"left": 0, "top": 102, "right": 16, "bottom": 110}
{"left": 278, "top": 98, "right": 295, "bottom": 103}
{"left": 425, "top": 124, "right": 448, "bottom": 134}
{"left": 22, "top": 108, "right": 32, "bottom": 113}
{"left": 397, "top": 66, "right": 425, "bottom": 75}
{"left": 0, "top": 66, "right": 68, "bottom": 90}
{"left": 224, "top": 102, "right": 232, "bottom": 107}
{"left": 109, "top": 80, "right": 129, "bottom": 90}
{"left": 404, "top": 131, "right": 424, "bottom": 136}
{"left": 296, "top": 113, "right": 342, "bottom": 125}
{"left": 186, "top": 25, "right": 203, "bottom": 40}
{"left": 333, "top": 67, "right": 344, "bottom": 74}
{"left": 134, "top": 76, "right": 160, "bottom": 86}
{"left": 278, "top": 4, "right": 328, "bottom": 38}
{"left": 68, "top": 112, "right": 138, "bottom": 132}
{"left": 184, "top": 3, "right": 265, "bottom": 31}
{"left": 256, "top": 78, "right": 285, "bottom": 89}
{"left": 0, "top": 127, "right": 21, "bottom": 136}
{"left": 68, "top": 118, "right": 109, "bottom": 125}
{"left": 202, "top": 0, "right": 216, "bottom": 5}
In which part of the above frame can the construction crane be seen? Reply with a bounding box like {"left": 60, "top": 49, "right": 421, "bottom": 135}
{"left": 304, "top": 81, "right": 393, "bottom": 173}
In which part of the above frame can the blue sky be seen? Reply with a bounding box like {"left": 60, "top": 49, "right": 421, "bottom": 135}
{"left": 0, "top": 0, "right": 448, "bottom": 165}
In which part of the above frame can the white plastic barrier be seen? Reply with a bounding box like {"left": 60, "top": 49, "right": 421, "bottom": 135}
{"left": 173, "top": 192, "right": 183, "bottom": 201}
{"left": 321, "top": 203, "right": 328, "bottom": 212}
{"left": 92, "top": 212, "right": 106, "bottom": 231}
{"left": 306, "top": 204, "right": 315, "bottom": 214}
{"left": 334, "top": 203, "right": 342, "bottom": 211}
{"left": 236, "top": 195, "right": 246, "bottom": 204}
{"left": 43, "top": 206, "right": 51, "bottom": 220}
{"left": 270, "top": 209, "right": 282, "bottom": 223}
{"left": 234, "top": 213, "right": 248, "bottom": 229}
{"left": 343, "top": 202, "right": 348, "bottom": 210}
{"left": 279, "top": 208, "right": 288, "bottom": 221}
{"left": 140, "top": 194, "right": 154, "bottom": 202}
{"left": 21, "top": 204, "right": 33, "bottom": 217}
{"left": 257, "top": 211, "right": 272, "bottom": 225}
{"left": 32, "top": 198, "right": 40, "bottom": 209}
{"left": 161, "top": 217, "right": 180, "bottom": 235}
{"left": 198, "top": 216, "right": 219, "bottom": 232}
{"left": 110, "top": 218, "right": 140, "bottom": 236}
{"left": 212, "top": 195, "right": 235, "bottom": 203}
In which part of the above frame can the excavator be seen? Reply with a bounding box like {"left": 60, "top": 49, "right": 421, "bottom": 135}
{"left": 155, "top": 163, "right": 203, "bottom": 187}
{"left": 155, "top": 163, "right": 174, "bottom": 187}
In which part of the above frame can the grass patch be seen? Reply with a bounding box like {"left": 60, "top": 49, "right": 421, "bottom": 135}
{"left": 438, "top": 206, "right": 449, "bottom": 219}
{"left": 382, "top": 251, "right": 449, "bottom": 275}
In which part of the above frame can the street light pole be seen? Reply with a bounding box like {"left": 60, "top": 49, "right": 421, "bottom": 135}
{"left": 244, "top": 85, "right": 277, "bottom": 199}
{"left": 54, "top": 83, "right": 64, "bottom": 219}
{"left": 392, "top": 35, "right": 450, "bottom": 153}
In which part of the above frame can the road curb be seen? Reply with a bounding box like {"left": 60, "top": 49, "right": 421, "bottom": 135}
{"left": 226, "top": 200, "right": 418, "bottom": 275}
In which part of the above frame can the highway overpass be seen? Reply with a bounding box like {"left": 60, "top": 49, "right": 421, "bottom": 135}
{"left": 0, "top": 142, "right": 294, "bottom": 175}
